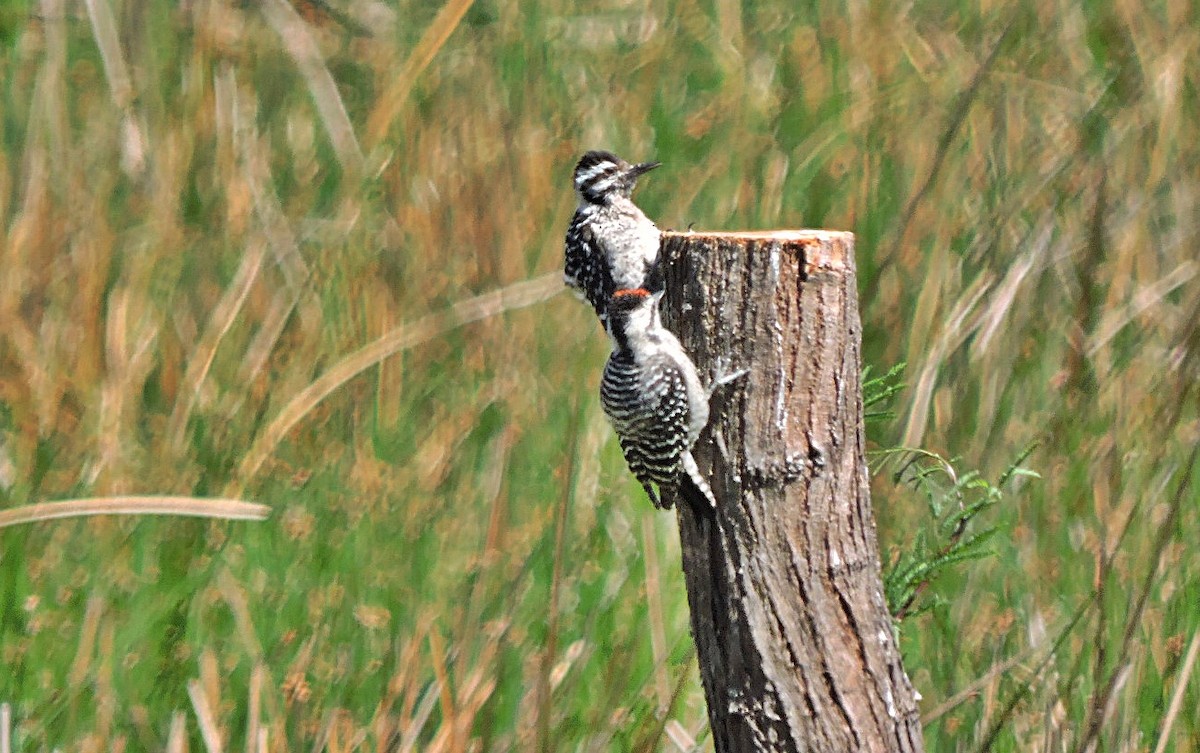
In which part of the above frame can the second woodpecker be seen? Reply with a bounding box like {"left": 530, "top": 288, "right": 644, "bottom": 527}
{"left": 600, "top": 288, "right": 717, "bottom": 510}
{"left": 563, "top": 150, "right": 662, "bottom": 323}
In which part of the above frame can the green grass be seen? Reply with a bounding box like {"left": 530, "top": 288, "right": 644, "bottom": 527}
{"left": 1, "top": 0, "right": 1199, "bottom": 750}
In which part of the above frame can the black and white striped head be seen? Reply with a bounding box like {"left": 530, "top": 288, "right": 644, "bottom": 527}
{"left": 606, "top": 287, "right": 660, "bottom": 349}
{"left": 573, "top": 150, "right": 660, "bottom": 205}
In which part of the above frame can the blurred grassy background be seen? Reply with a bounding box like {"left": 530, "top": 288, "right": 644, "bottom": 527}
{"left": 1, "top": 0, "right": 1198, "bottom": 750}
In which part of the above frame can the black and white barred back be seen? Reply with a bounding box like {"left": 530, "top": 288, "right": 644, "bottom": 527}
{"left": 600, "top": 288, "right": 714, "bottom": 510}
{"left": 564, "top": 150, "right": 663, "bottom": 323}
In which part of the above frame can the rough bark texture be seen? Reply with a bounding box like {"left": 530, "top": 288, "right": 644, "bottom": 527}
{"left": 659, "top": 230, "right": 924, "bottom": 753}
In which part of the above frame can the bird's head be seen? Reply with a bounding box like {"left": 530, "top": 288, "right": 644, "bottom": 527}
{"left": 573, "top": 150, "right": 660, "bottom": 205}
{"left": 605, "top": 287, "right": 660, "bottom": 348}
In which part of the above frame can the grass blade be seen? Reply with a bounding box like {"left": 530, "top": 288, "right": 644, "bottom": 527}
{"left": 365, "top": 0, "right": 476, "bottom": 148}
{"left": 1152, "top": 630, "right": 1200, "bottom": 753}
{"left": 0, "top": 496, "right": 269, "bottom": 528}
{"left": 260, "top": 0, "right": 364, "bottom": 175}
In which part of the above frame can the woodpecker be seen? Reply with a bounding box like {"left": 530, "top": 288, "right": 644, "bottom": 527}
{"left": 599, "top": 287, "right": 717, "bottom": 510}
{"left": 563, "top": 150, "right": 662, "bottom": 323}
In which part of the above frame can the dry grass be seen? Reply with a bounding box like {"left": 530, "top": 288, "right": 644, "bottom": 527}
{"left": 0, "top": 496, "right": 269, "bottom": 527}
{"left": 0, "top": 0, "right": 1198, "bottom": 750}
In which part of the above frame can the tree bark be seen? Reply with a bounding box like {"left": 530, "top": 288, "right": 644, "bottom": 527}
{"left": 659, "top": 230, "right": 924, "bottom": 753}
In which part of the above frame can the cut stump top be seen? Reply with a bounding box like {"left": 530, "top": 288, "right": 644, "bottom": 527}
{"left": 660, "top": 229, "right": 854, "bottom": 276}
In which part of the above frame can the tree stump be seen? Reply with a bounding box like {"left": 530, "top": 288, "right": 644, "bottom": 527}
{"left": 659, "top": 230, "right": 924, "bottom": 753}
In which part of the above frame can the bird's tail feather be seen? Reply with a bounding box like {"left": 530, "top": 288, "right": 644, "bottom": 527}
{"left": 678, "top": 473, "right": 717, "bottom": 518}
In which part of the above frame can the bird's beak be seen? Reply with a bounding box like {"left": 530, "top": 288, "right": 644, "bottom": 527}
{"left": 628, "top": 161, "right": 661, "bottom": 178}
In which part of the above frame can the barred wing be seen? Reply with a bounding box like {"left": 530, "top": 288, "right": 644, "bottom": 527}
{"left": 600, "top": 352, "right": 692, "bottom": 509}
{"left": 563, "top": 216, "right": 614, "bottom": 319}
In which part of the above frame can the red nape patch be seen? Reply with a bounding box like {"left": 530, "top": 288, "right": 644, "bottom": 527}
{"left": 612, "top": 288, "right": 650, "bottom": 299}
